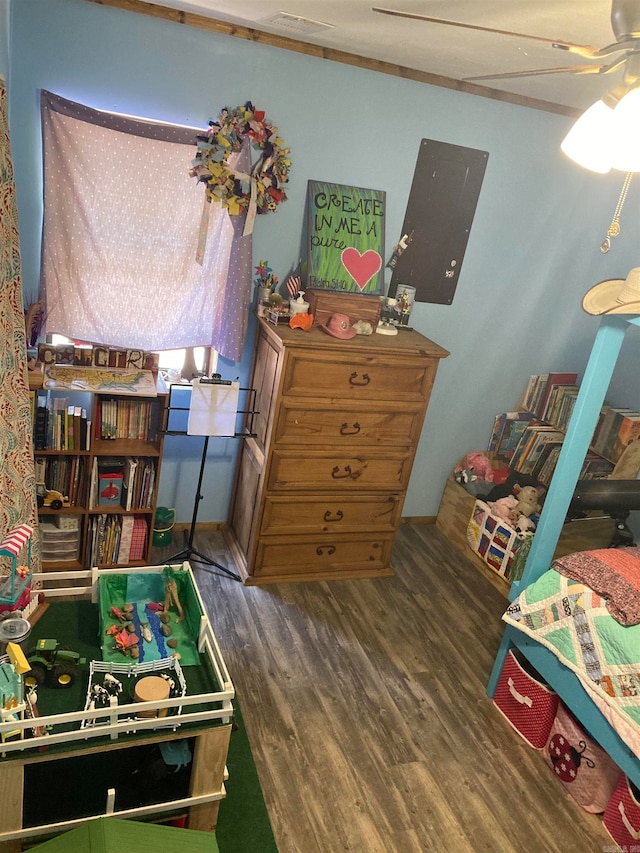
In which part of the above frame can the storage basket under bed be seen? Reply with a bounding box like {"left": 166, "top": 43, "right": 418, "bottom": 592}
{"left": 493, "top": 648, "right": 559, "bottom": 749}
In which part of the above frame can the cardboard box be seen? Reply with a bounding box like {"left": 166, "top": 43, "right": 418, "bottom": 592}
{"left": 305, "top": 289, "right": 381, "bottom": 328}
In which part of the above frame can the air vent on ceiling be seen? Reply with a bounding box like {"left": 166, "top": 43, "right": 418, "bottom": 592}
{"left": 258, "top": 11, "right": 334, "bottom": 35}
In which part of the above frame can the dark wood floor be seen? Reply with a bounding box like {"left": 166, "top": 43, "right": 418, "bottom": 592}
{"left": 152, "top": 523, "right": 612, "bottom": 853}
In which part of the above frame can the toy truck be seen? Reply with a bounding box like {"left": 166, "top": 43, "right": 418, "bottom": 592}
{"left": 35, "top": 484, "right": 69, "bottom": 510}
{"left": 25, "top": 639, "right": 86, "bottom": 688}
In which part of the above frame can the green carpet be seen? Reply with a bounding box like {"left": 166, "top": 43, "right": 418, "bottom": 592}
{"left": 217, "top": 699, "right": 278, "bottom": 852}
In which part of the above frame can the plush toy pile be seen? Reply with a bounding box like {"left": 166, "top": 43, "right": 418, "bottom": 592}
{"left": 454, "top": 451, "right": 508, "bottom": 497}
{"left": 454, "top": 450, "right": 544, "bottom": 532}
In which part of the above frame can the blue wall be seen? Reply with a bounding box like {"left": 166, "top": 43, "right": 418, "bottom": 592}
{"left": 8, "top": 0, "right": 640, "bottom": 524}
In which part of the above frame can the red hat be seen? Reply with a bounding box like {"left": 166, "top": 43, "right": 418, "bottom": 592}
{"left": 320, "top": 313, "right": 357, "bottom": 339}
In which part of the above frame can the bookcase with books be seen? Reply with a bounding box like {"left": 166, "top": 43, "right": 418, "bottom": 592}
{"left": 436, "top": 370, "right": 636, "bottom": 595}
{"left": 32, "top": 382, "right": 168, "bottom": 570}
{"left": 490, "top": 371, "right": 640, "bottom": 482}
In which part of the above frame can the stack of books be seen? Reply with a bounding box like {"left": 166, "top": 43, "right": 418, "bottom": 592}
{"left": 33, "top": 392, "right": 90, "bottom": 451}
{"left": 86, "top": 514, "right": 149, "bottom": 566}
{"left": 488, "top": 370, "right": 624, "bottom": 485}
{"left": 488, "top": 412, "right": 536, "bottom": 462}
{"left": 95, "top": 397, "right": 159, "bottom": 442}
{"left": 522, "top": 373, "right": 578, "bottom": 423}
{"left": 591, "top": 407, "right": 640, "bottom": 463}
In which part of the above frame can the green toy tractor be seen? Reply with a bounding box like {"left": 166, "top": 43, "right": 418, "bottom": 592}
{"left": 25, "top": 639, "right": 86, "bottom": 688}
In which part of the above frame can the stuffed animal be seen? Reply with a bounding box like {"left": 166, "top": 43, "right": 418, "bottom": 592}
{"left": 515, "top": 514, "right": 536, "bottom": 533}
{"left": 454, "top": 469, "right": 492, "bottom": 497}
{"left": 454, "top": 451, "right": 494, "bottom": 484}
{"left": 488, "top": 495, "right": 519, "bottom": 523}
{"left": 514, "top": 484, "right": 541, "bottom": 520}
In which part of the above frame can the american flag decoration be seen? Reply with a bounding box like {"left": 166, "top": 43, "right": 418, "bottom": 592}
{"left": 286, "top": 263, "right": 302, "bottom": 299}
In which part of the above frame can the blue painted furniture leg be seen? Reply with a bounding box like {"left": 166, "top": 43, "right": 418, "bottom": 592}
{"left": 487, "top": 625, "right": 516, "bottom": 697}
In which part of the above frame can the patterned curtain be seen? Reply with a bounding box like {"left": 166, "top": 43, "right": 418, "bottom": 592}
{"left": 0, "top": 77, "right": 40, "bottom": 570}
{"left": 41, "top": 91, "right": 253, "bottom": 362}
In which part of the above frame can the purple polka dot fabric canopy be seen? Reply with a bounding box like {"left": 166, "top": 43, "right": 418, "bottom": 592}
{"left": 40, "top": 91, "right": 252, "bottom": 362}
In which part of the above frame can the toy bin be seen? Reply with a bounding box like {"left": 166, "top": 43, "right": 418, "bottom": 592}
{"left": 493, "top": 648, "right": 559, "bottom": 749}
{"left": 603, "top": 775, "right": 640, "bottom": 845}
{"left": 544, "top": 702, "right": 621, "bottom": 813}
{"left": 466, "top": 500, "right": 532, "bottom": 580}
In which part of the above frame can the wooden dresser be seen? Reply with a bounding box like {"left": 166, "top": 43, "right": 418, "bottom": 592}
{"left": 224, "top": 318, "right": 449, "bottom": 584}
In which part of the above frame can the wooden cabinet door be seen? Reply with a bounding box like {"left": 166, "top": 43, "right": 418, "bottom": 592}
{"left": 228, "top": 444, "right": 262, "bottom": 558}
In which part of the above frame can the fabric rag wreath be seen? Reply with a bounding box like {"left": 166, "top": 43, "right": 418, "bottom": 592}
{"left": 190, "top": 102, "right": 291, "bottom": 241}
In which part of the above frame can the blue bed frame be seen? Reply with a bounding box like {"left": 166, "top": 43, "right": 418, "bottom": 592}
{"left": 487, "top": 313, "right": 640, "bottom": 789}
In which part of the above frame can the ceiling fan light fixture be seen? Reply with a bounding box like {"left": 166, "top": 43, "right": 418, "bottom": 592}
{"left": 609, "top": 86, "right": 640, "bottom": 171}
{"left": 561, "top": 99, "right": 615, "bottom": 174}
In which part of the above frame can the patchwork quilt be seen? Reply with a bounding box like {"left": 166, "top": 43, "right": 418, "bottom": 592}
{"left": 504, "top": 569, "right": 640, "bottom": 758}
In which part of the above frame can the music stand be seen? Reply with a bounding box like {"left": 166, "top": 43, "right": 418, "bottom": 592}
{"left": 163, "top": 379, "right": 257, "bottom": 582}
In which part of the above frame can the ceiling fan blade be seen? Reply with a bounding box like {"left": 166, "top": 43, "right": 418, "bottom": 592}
{"left": 371, "top": 7, "right": 602, "bottom": 56}
{"left": 464, "top": 64, "right": 607, "bottom": 83}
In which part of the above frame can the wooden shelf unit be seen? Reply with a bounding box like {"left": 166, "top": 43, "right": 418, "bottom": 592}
{"left": 32, "top": 382, "right": 168, "bottom": 570}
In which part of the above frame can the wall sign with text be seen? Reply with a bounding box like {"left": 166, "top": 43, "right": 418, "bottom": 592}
{"left": 306, "top": 180, "right": 385, "bottom": 294}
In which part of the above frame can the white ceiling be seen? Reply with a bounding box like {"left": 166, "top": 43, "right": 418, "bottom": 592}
{"left": 143, "top": 0, "right": 626, "bottom": 113}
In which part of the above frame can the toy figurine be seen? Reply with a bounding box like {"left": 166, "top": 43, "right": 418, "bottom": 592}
{"left": 163, "top": 569, "right": 185, "bottom": 624}
{"left": 103, "top": 673, "right": 122, "bottom": 696}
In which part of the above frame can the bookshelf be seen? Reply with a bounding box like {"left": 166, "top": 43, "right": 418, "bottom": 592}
{"left": 32, "top": 380, "right": 168, "bottom": 571}
{"left": 489, "top": 372, "right": 640, "bottom": 485}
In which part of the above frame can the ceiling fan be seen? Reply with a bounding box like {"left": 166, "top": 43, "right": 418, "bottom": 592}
{"left": 372, "top": 1, "right": 640, "bottom": 84}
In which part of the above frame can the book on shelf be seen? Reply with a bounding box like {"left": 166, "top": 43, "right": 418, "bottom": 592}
{"left": 554, "top": 387, "right": 580, "bottom": 431}
{"left": 601, "top": 409, "right": 636, "bottom": 461}
{"left": 122, "top": 457, "right": 138, "bottom": 511}
{"left": 488, "top": 411, "right": 536, "bottom": 461}
{"left": 581, "top": 454, "right": 615, "bottom": 480}
{"left": 533, "top": 443, "right": 563, "bottom": 486}
{"left": 608, "top": 412, "right": 640, "bottom": 464}
{"left": 592, "top": 407, "right": 631, "bottom": 458}
{"left": 117, "top": 515, "right": 135, "bottom": 564}
{"left": 510, "top": 425, "right": 564, "bottom": 474}
{"left": 536, "top": 373, "right": 578, "bottom": 420}
{"left": 521, "top": 373, "right": 578, "bottom": 421}
{"left": 97, "top": 397, "right": 157, "bottom": 442}
{"left": 34, "top": 395, "right": 48, "bottom": 450}
{"left": 129, "top": 517, "right": 148, "bottom": 561}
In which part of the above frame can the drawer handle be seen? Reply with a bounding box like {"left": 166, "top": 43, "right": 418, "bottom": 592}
{"left": 340, "top": 421, "right": 361, "bottom": 435}
{"left": 324, "top": 510, "right": 344, "bottom": 523}
{"left": 348, "top": 371, "right": 370, "bottom": 386}
{"left": 316, "top": 545, "right": 336, "bottom": 556}
{"left": 331, "top": 465, "right": 361, "bottom": 481}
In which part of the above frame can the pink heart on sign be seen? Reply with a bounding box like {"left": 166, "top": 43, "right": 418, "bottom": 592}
{"left": 341, "top": 248, "right": 382, "bottom": 291}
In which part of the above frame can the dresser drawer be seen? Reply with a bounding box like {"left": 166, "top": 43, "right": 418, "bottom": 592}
{"left": 282, "top": 351, "right": 435, "bottom": 403}
{"left": 260, "top": 494, "right": 401, "bottom": 535}
{"left": 267, "top": 450, "right": 413, "bottom": 492}
{"left": 275, "top": 399, "right": 424, "bottom": 447}
{"left": 254, "top": 533, "right": 394, "bottom": 579}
